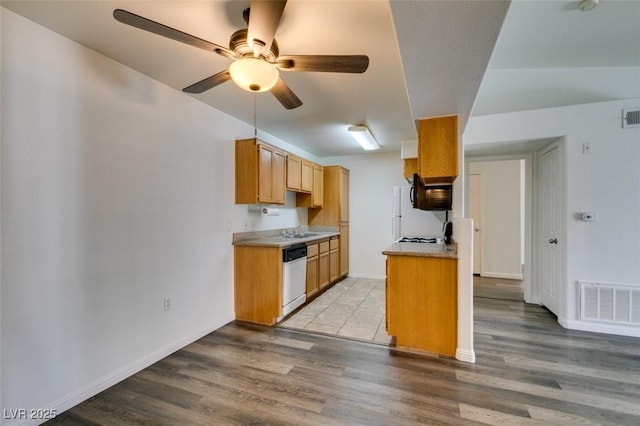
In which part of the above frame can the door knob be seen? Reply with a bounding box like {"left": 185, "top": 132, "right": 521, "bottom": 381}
{"left": 474, "top": 228, "right": 480, "bottom": 232}
{"left": 549, "top": 238, "right": 558, "bottom": 244}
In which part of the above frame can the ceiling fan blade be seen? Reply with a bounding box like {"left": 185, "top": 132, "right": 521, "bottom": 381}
{"left": 247, "top": 0, "right": 287, "bottom": 55}
{"left": 270, "top": 78, "right": 302, "bottom": 109}
{"left": 113, "top": 9, "right": 235, "bottom": 60}
{"left": 277, "top": 55, "right": 369, "bottom": 73}
{"left": 183, "top": 70, "right": 232, "bottom": 93}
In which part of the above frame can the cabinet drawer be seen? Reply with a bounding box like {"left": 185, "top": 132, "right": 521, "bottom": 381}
{"left": 330, "top": 237, "right": 339, "bottom": 250}
{"left": 319, "top": 240, "right": 330, "bottom": 254}
{"left": 307, "top": 243, "right": 319, "bottom": 257}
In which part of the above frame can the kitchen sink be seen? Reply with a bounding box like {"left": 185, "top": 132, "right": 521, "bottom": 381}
{"left": 284, "top": 232, "right": 322, "bottom": 238}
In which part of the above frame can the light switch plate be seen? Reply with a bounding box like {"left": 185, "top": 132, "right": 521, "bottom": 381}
{"left": 581, "top": 212, "right": 596, "bottom": 222}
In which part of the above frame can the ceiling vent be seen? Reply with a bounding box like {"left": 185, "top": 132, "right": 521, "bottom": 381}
{"left": 622, "top": 109, "right": 640, "bottom": 128}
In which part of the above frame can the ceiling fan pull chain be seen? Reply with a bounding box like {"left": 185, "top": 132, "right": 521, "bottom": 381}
{"left": 253, "top": 92, "right": 257, "bottom": 138}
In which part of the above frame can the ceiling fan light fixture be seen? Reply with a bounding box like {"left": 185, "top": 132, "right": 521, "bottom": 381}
{"left": 348, "top": 125, "right": 380, "bottom": 151}
{"left": 229, "top": 57, "right": 279, "bottom": 92}
{"left": 578, "top": 0, "right": 599, "bottom": 12}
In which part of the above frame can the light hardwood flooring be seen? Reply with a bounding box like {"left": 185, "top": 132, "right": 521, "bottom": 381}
{"left": 48, "top": 292, "right": 640, "bottom": 425}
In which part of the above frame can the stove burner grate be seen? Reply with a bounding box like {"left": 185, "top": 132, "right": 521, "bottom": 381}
{"left": 398, "top": 237, "right": 442, "bottom": 244}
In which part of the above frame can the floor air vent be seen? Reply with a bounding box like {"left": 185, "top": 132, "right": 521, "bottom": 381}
{"left": 580, "top": 282, "right": 640, "bottom": 325}
{"left": 622, "top": 109, "right": 640, "bottom": 128}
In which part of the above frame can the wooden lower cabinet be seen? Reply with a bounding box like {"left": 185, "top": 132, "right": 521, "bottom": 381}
{"left": 234, "top": 246, "right": 282, "bottom": 325}
{"left": 329, "top": 237, "right": 339, "bottom": 283}
{"left": 307, "top": 237, "right": 342, "bottom": 301}
{"left": 339, "top": 223, "right": 349, "bottom": 278}
{"left": 306, "top": 243, "right": 320, "bottom": 299}
{"left": 318, "top": 241, "right": 330, "bottom": 290}
{"left": 386, "top": 255, "right": 457, "bottom": 356}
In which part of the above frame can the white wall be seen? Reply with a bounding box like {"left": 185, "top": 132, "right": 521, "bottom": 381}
{"left": 322, "top": 152, "right": 410, "bottom": 278}
{"left": 0, "top": 9, "right": 311, "bottom": 421}
{"left": 468, "top": 160, "right": 523, "bottom": 279}
{"left": 465, "top": 99, "right": 640, "bottom": 332}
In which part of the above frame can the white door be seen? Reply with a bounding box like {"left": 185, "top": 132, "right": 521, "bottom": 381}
{"left": 539, "top": 145, "right": 562, "bottom": 316}
{"left": 468, "top": 173, "right": 482, "bottom": 274}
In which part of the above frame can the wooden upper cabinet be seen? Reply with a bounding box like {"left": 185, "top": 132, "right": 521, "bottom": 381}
{"left": 296, "top": 163, "right": 323, "bottom": 208}
{"left": 286, "top": 155, "right": 302, "bottom": 191}
{"left": 301, "top": 160, "right": 313, "bottom": 193}
{"left": 404, "top": 158, "right": 418, "bottom": 181}
{"left": 339, "top": 167, "right": 349, "bottom": 222}
{"left": 308, "top": 166, "right": 350, "bottom": 278}
{"left": 417, "top": 115, "right": 458, "bottom": 184}
{"left": 235, "top": 138, "right": 286, "bottom": 205}
{"left": 309, "top": 166, "right": 348, "bottom": 226}
{"left": 270, "top": 149, "right": 286, "bottom": 204}
{"left": 312, "top": 164, "right": 324, "bottom": 207}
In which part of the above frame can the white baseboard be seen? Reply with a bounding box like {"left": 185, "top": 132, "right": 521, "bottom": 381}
{"left": 565, "top": 319, "right": 640, "bottom": 338}
{"left": 12, "top": 324, "right": 222, "bottom": 426}
{"left": 347, "top": 273, "right": 385, "bottom": 280}
{"left": 456, "top": 348, "right": 476, "bottom": 364}
{"left": 481, "top": 272, "right": 523, "bottom": 280}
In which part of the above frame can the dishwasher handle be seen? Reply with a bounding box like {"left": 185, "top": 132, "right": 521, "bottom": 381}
{"left": 283, "top": 244, "right": 307, "bottom": 262}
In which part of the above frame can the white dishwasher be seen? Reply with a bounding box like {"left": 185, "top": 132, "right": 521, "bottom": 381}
{"left": 278, "top": 243, "right": 307, "bottom": 322}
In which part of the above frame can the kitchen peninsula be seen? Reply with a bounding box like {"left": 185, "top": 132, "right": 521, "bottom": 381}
{"left": 383, "top": 242, "right": 458, "bottom": 357}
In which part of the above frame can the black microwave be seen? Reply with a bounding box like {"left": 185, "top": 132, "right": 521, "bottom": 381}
{"left": 411, "top": 174, "right": 452, "bottom": 211}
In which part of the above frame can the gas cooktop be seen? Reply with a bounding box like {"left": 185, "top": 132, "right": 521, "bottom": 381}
{"left": 397, "top": 237, "right": 442, "bottom": 244}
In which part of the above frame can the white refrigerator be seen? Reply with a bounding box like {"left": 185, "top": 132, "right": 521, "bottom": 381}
{"left": 392, "top": 186, "right": 445, "bottom": 239}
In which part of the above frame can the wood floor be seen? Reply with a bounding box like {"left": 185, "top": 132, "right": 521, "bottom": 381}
{"left": 48, "top": 298, "right": 640, "bottom": 425}
{"left": 473, "top": 275, "right": 524, "bottom": 301}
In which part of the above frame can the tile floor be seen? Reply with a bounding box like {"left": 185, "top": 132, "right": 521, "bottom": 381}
{"left": 280, "top": 277, "right": 392, "bottom": 345}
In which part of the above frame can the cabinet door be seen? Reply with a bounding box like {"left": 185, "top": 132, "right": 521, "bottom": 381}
{"left": 272, "top": 150, "right": 286, "bottom": 204}
{"left": 301, "top": 160, "right": 313, "bottom": 193}
{"left": 404, "top": 158, "right": 418, "bottom": 181}
{"left": 339, "top": 223, "right": 349, "bottom": 278}
{"left": 318, "top": 252, "right": 329, "bottom": 290}
{"left": 387, "top": 256, "right": 457, "bottom": 356}
{"left": 418, "top": 115, "right": 458, "bottom": 182}
{"left": 329, "top": 249, "right": 339, "bottom": 283}
{"left": 258, "top": 145, "right": 274, "bottom": 203}
{"left": 286, "top": 155, "right": 302, "bottom": 191}
{"left": 313, "top": 165, "right": 324, "bottom": 207}
{"left": 340, "top": 168, "right": 349, "bottom": 222}
{"left": 306, "top": 255, "right": 319, "bottom": 299}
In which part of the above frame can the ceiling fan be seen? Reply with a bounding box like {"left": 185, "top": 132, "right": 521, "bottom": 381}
{"left": 113, "top": 0, "right": 369, "bottom": 109}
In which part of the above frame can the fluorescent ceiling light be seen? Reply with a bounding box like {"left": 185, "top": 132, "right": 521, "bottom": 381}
{"left": 348, "top": 125, "right": 380, "bottom": 150}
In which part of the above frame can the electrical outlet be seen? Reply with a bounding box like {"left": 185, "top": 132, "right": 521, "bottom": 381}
{"left": 582, "top": 142, "right": 592, "bottom": 154}
{"left": 164, "top": 298, "right": 172, "bottom": 311}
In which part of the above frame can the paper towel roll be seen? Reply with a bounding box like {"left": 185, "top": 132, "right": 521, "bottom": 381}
{"left": 262, "top": 208, "right": 280, "bottom": 216}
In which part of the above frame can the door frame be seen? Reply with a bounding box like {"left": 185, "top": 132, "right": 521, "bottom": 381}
{"left": 536, "top": 139, "right": 568, "bottom": 323}
{"left": 468, "top": 172, "right": 484, "bottom": 275}
{"left": 465, "top": 153, "right": 533, "bottom": 303}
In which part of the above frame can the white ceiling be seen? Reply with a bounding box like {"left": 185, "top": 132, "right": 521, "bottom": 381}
{"left": 3, "top": 0, "right": 639, "bottom": 157}
{"left": 473, "top": 0, "right": 640, "bottom": 117}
